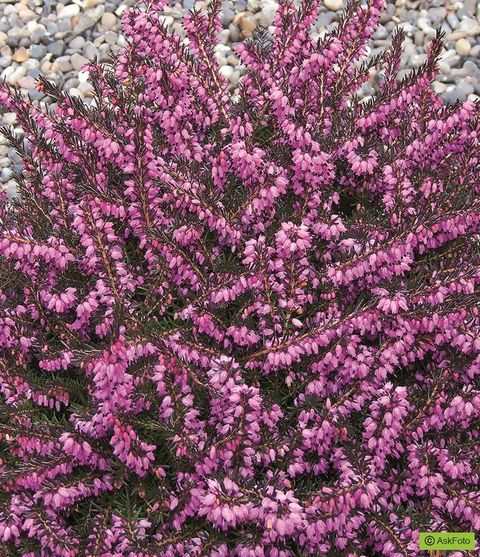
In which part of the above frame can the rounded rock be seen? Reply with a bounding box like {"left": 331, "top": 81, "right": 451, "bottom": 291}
{"left": 455, "top": 38, "right": 471, "bottom": 56}
{"left": 29, "top": 44, "right": 47, "bottom": 59}
{"left": 47, "top": 40, "right": 66, "bottom": 56}
{"left": 101, "top": 12, "right": 117, "bottom": 29}
{"left": 52, "top": 55, "right": 73, "bottom": 72}
{"left": 219, "top": 65, "right": 234, "bottom": 79}
{"left": 324, "top": 0, "right": 343, "bottom": 11}
{"left": 71, "top": 52, "right": 88, "bottom": 71}
{"left": 58, "top": 4, "right": 80, "bottom": 18}
{"left": 12, "top": 46, "right": 29, "bottom": 62}
{"left": 17, "top": 75, "right": 36, "bottom": 89}
{"left": 68, "top": 36, "right": 86, "bottom": 50}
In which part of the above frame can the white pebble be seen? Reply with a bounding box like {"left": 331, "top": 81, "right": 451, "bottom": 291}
{"left": 58, "top": 4, "right": 80, "bottom": 18}
{"left": 219, "top": 65, "right": 234, "bottom": 79}
{"left": 101, "top": 12, "right": 117, "bottom": 29}
{"left": 324, "top": 0, "right": 344, "bottom": 11}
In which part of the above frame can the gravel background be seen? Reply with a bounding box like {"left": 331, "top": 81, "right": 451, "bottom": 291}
{"left": 1, "top": 0, "right": 480, "bottom": 196}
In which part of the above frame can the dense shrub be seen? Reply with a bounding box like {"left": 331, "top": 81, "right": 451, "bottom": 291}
{"left": 0, "top": 0, "right": 479, "bottom": 554}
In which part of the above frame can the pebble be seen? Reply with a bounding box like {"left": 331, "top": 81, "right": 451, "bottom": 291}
{"left": 71, "top": 52, "right": 88, "bottom": 71}
{"left": 74, "top": 14, "right": 97, "bottom": 34}
{"left": 455, "top": 38, "right": 471, "bottom": 56}
{"left": 234, "top": 11, "right": 256, "bottom": 38}
{"left": 11, "top": 46, "right": 29, "bottom": 62}
{"left": 29, "top": 44, "right": 47, "bottom": 59}
{"left": 69, "top": 36, "right": 86, "bottom": 49}
{"left": 221, "top": 1, "right": 235, "bottom": 26}
{"left": 324, "top": 0, "right": 343, "bottom": 11}
{"left": 459, "top": 18, "right": 480, "bottom": 36}
{"left": 101, "top": 12, "right": 116, "bottom": 28}
{"left": 413, "top": 30, "right": 424, "bottom": 45}
{"left": 47, "top": 39, "right": 65, "bottom": 56}
{"left": 53, "top": 55, "right": 72, "bottom": 72}
{"left": 427, "top": 6, "right": 446, "bottom": 23}
{"left": 17, "top": 75, "right": 36, "bottom": 88}
{"left": 2, "top": 65, "right": 26, "bottom": 84}
{"left": 58, "top": 4, "right": 80, "bottom": 18}
{"left": 219, "top": 65, "right": 234, "bottom": 79}
{"left": 447, "top": 12, "right": 460, "bottom": 29}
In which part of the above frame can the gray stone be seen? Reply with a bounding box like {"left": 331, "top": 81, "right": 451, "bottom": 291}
{"left": 46, "top": 22, "right": 59, "bottom": 36}
{"left": 84, "top": 43, "right": 99, "bottom": 60}
{"left": 63, "top": 77, "right": 80, "bottom": 90}
{"left": 398, "top": 22, "right": 415, "bottom": 35}
{"left": 22, "top": 58, "right": 39, "bottom": 70}
{"left": 457, "top": 80, "right": 475, "bottom": 96}
{"left": 404, "top": 9, "right": 420, "bottom": 24}
{"left": 221, "top": 2, "right": 235, "bottom": 26}
{"left": 28, "top": 88, "right": 44, "bottom": 101}
{"left": 1, "top": 168, "right": 13, "bottom": 182}
{"left": 373, "top": 25, "right": 387, "bottom": 39}
{"left": 71, "top": 52, "right": 88, "bottom": 71}
{"left": 2, "top": 65, "right": 26, "bottom": 84}
{"left": 26, "top": 68, "right": 41, "bottom": 78}
{"left": 29, "top": 43, "right": 47, "bottom": 59}
{"left": 6, "top": 35, "right": 19, "bottom": 48}
{"left": 432, "top": 81, "right": 447, "bottom": 94}
{"left": 78, "top": 81, "right": 94, "bottom": 96}
{"left": 463, "top": 0, "right": 476, "bottom": 16}
{"left": 218, "top": 29, "right": 230, "bottom": 45}
{"left": 462, "top": 60, "right": 479, "bottom": 76}
{"left": 47, "top": 39, "right": 65, "bottom": 56}
{"left": 459, "top": 17, "right": 480, "bottom": 36}
{"left": 411, "top": 53, "right": 427, "bottom": 67}
{"left": 57, "top": 19, "right": 73, "bottom": 33}
{"left": 73, "top": 15, "right": 97, "bottom": 34}
{"left": 471, "top": 45, "right": 480, "bottom": 57}
{"left": 437, "top": 61, "right": 450, "bottom": 75}
{"left": 228, "top": 23, "right": 241, "bottom": 42}
{"left": 442, "top": 87, "right": 467, "bottom": 103}
{"left": 447, "top": 13, "right": 460, "bottom": 30}
{"left": 317, "top": 12, "right": 335, "bottom": 28}
{"left": 53, "top": 55, "right": 72, "bottom": 72}
{"left": 451, "top": 60, "right": 478, "bottom": 77}
{"left": 417, "top": 17, "right": 435, "bottom": 37}
{"left": 103, "top": 31, "right": 118, "bottom": 45}
{"left": 380, "top": 3, "right": 396, "bottom": 24}
{"left": 30, "top": 24, "right": 47, "bottom": 44}
{"left": 0, "top": 56, "right": 11, "bottom": 68}
{"left": 427, "top": 7, "right": 446, "bottom": 24}
{"left": 414, "top": 30, "right": 424, "bottom": 45}
{"left": 68, "top": 36, "right": 86, "bottom": 49}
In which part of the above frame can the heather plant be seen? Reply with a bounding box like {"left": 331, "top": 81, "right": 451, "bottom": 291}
{"left": 0, "top": 0, "right": 479, "bottom": 554}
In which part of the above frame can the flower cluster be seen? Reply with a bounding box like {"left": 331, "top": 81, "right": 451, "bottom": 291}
{"left": 0, "top": 0, "right": 479, "bottom": 554}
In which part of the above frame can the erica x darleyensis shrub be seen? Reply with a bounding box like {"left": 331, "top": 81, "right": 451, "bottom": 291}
{"left": 0, "top": 0, "right": 479, "bottom": 554}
